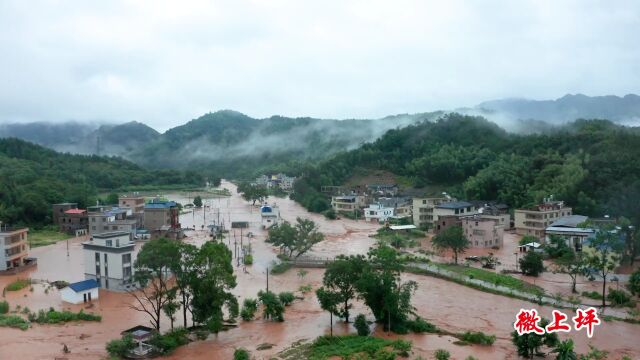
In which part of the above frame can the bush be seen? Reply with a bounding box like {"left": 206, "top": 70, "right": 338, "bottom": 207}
{"left": 299, "top": 284, "right": 313, "bottom": 293}
{"left": 354, "top": 314, "right": 370, "bottom": 336}
{"left": 5, "top": 278, "right": 30, "bottom": 291}
{"left": 233, "top": 348, "right": 251, "bottom": 360}
{"left": 323, "top": 209, "right": 337, "bottom": 220}
{"left": 0, "top": 314, "right": 30, "bottom": 330}
{"left": 519, "top": 252, "right": 544, "bottom": 276}
{"left": 460, "top": 331, "right": 496, "bottom": 345}
{"left": 582, "top": 290, "right": 603, "bottom": 300}
{"left": 435, "top": 349, "right": 450, "bottom": 360}
{"left": 406, "top": 317, "right": 438, "bottom": 333}
{"left": 149, "top": 328, "right": 189, "bottom": 354}
{"left": 106, "top": 334, "right": 135, "bottom": 358}
{"left": 258, "top": 290, "right": 285, "bottom": 321}
{"left": 391, "top": 339, "right": 412, "bottom": 357}
{"left": 30, "top": 309, "right": 101, "bottom": 324}
{"left": 243, "top": 254, "right": 253, "bottom": 265}
{"left": 270, "top": 262, "right": 292, "bottom": 274}
{"left": 240, "top": 298, "right": 258, "bottom": 321}
{"left": 627, "top": 269, "right": 640, "bottom": 297}
{"left": 607, "top": 288, "right": 633, "bottom": 307}
{"left": 278, "top": 292, "right": 295, "bottom": 306}
{"left": 0, "top": 301, "right": 9, "bottom": 314}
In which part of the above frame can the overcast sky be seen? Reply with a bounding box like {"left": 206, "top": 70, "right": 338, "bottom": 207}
{"left": 1, "top": 1, "right": 639, "bottom": 131}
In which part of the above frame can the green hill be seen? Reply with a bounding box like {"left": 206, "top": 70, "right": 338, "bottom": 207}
{"left": 292, "top": 113, "right": 640, "bottom": 219}
{"left": 0, "top": 138, "right": 200, "bottom": 225}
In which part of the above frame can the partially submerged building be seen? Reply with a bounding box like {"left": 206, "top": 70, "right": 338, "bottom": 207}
{"left": 83, "top": 231, "right": 134, "bottom": 291}
{"left": 60, "top": 279, "right": 99, "bottom": 304}
{"left": 0, "top": 226, "right": 32, "bottom": 273}
{"left": 260, "top": 204, "right": 281, "bottom": 229}
{"left": 515, "top": 199, "right": 572, "bottom": 241}
{"left": 59, "top": 208, "right": 88, "bottom": 235}
{"left": 435, "top": 214, "right": 505, "bottom": 248}
{"left": 412, "top": 197, "right": 452, "bottom": 230}
{"left": 144, "top": 199, "right": 181, "bottom": 239}
{"left": 331, "top": 195, "right": 367, "bottom": 212}
{"left": 52, "top": 202, "right": 78, "bottom": 228}
{"left": 545, "top": 215, "right": 594, "bottom": 252}
{"left": 364, "top": 203, "right": 395, "bottom": 223}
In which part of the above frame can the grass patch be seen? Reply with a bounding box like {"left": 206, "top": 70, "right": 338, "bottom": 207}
{"left": 28, "top": 308, "right": 101, "bottom": 324}
{"left": 0, "top": 314, "right": 30, "bottom": 330}
{"left": 28, "top": 228, "right": 73, "bottom": 248}
{"left": 459, "top": 331, "right": 496, "bottom": 345}
{"left": 309, "top": 335, "right": 411, "bottom": 359}
{"left": 433, "top": 263, "right": 545, "bottom": 296}
{"left": 582, "top": 290, "right": 603, "bottom": 301}
{"left": 5, "top": 278, "right": 31, "bottom": 292}
{"left": 271, "top": 262, "right": 293, "bottom": 274}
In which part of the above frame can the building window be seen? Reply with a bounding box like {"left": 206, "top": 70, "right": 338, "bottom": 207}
{"left": 106, "top": 240, "right": 112, "bottom": 247}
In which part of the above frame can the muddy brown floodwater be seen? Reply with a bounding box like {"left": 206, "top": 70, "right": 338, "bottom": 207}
{"left": 1, "top": 180, "right": 639, "bottom": 359}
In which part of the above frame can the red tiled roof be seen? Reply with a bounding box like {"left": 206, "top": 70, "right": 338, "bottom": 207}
{"left": 64, "top": 209, "right": 86, "bottom": 214}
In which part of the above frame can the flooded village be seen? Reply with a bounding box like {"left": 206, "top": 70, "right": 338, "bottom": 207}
{"left": 0, "top": 178, "right": 639, "bottom": 360}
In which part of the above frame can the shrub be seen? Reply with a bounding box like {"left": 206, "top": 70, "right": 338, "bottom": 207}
{"left": 233, "top": 348, "right": 251, "bottom": 360}
{"left": 270, "top": 262, "right": 292, "bottom": 274}
{"left": 373, "top": 348, "right": 395, "bottom": 360}
{"left": 240, "top": 298, "right": 258, "bottom": 321}
{"left": 31, "top": 309, "right": 101, "bottom": 324}
{"left": 435, "top": 349, "right": 450, "bottom": 360}
{"left": 323, "top": 209, "right": 337, "bottom": 220}
{"left": 406, "top": 317, "right": 438, "bottom": 333}
{"left": 299, "top": 284, "right": 313, "bottom": 293}
{"left": 460, "top": 331, "right": 496, "bottom": 345}
{"left": 582, "top": 290, "right": 603, "bottom": 300}
{"left": 258, "top": 290, "right": 285, "bottom": 321}
{"left": 607, "top": 288, "right": 633, "bottom": 307}
{"left": 519, "top": 252, "right": 544, "bottom": 276}
{"left": 354, "top": 314, "right": 370, "bottom": 336}
{"left": 278, "top": 292, "right": 295, "bottom": 306}
{"left": 628, "top": 269, "right": 640, "bottom": 296}
{"left": 0, "top": 314, "right": 30, "bottom": 330}
{"left": 392, "top": 339, "right": 412, "bottom": 356}
{"left": 5, "top": 278, "right": 31, "bottom": 291}
{"left": 106, "top": 334, "right": 135, "bottom": 358}
{"left": 0, "top": 301, "right": 9, "bottom": 314}
{"left": 149, "top": 328, "right": 189, "bottom": 354}
{"left": 243, "top": 254, "right": 253, "bottom": 265}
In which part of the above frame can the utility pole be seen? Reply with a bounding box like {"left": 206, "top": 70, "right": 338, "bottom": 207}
{"left": 266, "top": 266, "right": 269, "bottom": 293}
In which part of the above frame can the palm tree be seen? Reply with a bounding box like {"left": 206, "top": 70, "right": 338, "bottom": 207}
{"left": 552, "top": 339, "right": 577, "bottom": 360}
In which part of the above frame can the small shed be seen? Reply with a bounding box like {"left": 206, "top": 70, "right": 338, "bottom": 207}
{"left": 60, "top": 279, "right": 99, "bottom": 304}
{"left": 389, "top": 225, "right": 417, "bottom": 232}
{"left": 518, "top": 242, "right": 542, "bottom": 253}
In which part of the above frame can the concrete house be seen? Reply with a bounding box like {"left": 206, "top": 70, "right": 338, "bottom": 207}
{"left": 545, "top": 215, "right": 594, "bottom": 252}
{"left": 378, "top": 197, "right": 412, "bottom": 219}
{"left": 59, "top": 209, "right": 88, "bottom": 235}
{"left": 61, "top": 279, "right": 99, "bottom": 304}
{"left": 515, "top": 199, "right": 572, "bottom": 241}
{"left": 260, "top": 204, "right": 281, "bottom": 229}
{"left": 0, "top": 226, "right": 30, "bottom": 272}
{"left": 412, "top": 197, "right": 452, "bottom": 229}
{"left": 461, "top": 215, "right": 505, "bottom": 248}
{"left": 52, "top": 202, "right": 78, "bottom": 228}
{"left": 364, "top": 203, "right": 395, "bottom": 223}
{"left": 119, "top": 195, "right": 145, "bottom": 228}
{"left": 331, "top": 195, "right": 367, "bottom": 212}
{"left": 433, "top": 201, "right": 477, "bottom": 224}
{"left": 83, "top": 231, "right": 134, "bottom": 291}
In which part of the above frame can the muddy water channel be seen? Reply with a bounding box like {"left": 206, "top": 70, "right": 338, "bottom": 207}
{"left": 1, "top": 180, "right": 639, "bottom": 359}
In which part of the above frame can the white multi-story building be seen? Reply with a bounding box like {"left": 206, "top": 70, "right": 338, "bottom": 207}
{"left": 0, "top": 226, "right": 29, "bottom": 272}
{"left": 260, "top": 204, "right": 281, "bottom": 229}
{"left": 412, "top": 197, "right": 452, "bottom": 229}
{"left": 364, "top": 203, "right": 395, "bottom": 223}
{"left": 83, "top": 231, "right": 134, "bottom": 291}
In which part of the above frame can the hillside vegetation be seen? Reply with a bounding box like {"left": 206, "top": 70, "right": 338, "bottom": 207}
{"left": 0, "top": 138, "right": 202, "bottom": 225}
{"left": 292, "top": 113, "right": 640, "bottom": 221}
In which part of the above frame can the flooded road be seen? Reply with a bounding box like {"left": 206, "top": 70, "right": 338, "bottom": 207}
{"left": 1, "top": 180, "right": 639, "bottom": 359}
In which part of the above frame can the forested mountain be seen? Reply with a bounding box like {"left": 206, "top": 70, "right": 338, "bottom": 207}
{"left": 0, "top": 138, "right": 201, "bottom": 225}
{"left": 477, "top": 94, "right": 640, "bottom": 125}
{"left": 0, "top": 121, "right": 160, "bottom": 157}
{"left": 0, "top": 111, "right": 441, "bottom": 178}
{"left": 128, "top": 110, "right": 441, "bottom": 178}
{"left": 293, "top": 114, "right": 640, "bottom": 220}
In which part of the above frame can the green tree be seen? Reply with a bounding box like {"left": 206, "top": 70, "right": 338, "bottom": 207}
{"left": 551, "top": 339, "right": 577, "bottom": 360}
{"left": 266, "top": 217, "right": 324, "bottom": 258}
{"left": 106, "top": 192, "right": 119, "bottom": 205}
{"left": 356, "top": 245, "right": 417, "bottom": 332}
{"left": 519, "top": 251, "right": 545, "bottom": 277}
{"left": 162, "top": 298, "right": 180, "bottom": 330}
{"left": 585, "top": 227, "right": 623, "bottom": 308}
{"left": 628, "top": 268, "right": 640, "bottom": 297}
{"left": 171, "top": 243, "right": 198, "bottom": 328}
{"left": 129, "top": 238, "right": 181, "bottom": 331}
{"left": 318, "top": 255, "right": 366, "bottom": 323}
{"left": 258, "top": 290, "right": 285, "bottom": 321}
{"left": 431, "top": 225, "right": 469, "bottom": 264}
{"left": 193, "top": 195, "right": 203, "bottom": 208}
{"left": 511, "top": 319, "right": 559, "bottom": 358}
{"left": 354, "top": 314, "right": 370, "bottom": 336}
{"left": 190, "top": 242, "right": 238, "bottom": 332}
{"left": 316, "top": 287, "right": 340, "bottom": 336}
{"left": 553, "top": 252, "right": 587, "bottom": 293}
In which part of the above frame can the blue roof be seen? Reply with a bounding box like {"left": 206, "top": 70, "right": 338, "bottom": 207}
{"left": 68, "top": 279, "right": 99, "bottom": 292}
{"left": 145, "top": 201, "right": 177, "bottom": 209}
{"left": 436, "top": 201, "right": 473, "bottom": 209}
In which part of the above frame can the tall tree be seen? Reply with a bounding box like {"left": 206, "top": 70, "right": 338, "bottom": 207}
{"left": 129, "top": 238, "right": 181, "bottom": 331}
{"left": 511, "top": 319, "right": 559, "bottom": 358}
{"left": 193, "top": 195, "right": 203, "bottom": 208}
{"left": 585, "top": 227, "right": 623, "bottom": 309}
{"left": 317, "top": 255, "right": 366, "bottom": 323}
{"left": 316, "top": 287, "right": 340, "bottom": 336}
{"left": 553, "top": 252, "right": 587, "bottom": 293}
{"left": 190, "top": 242, "right": 238, "bottom": 332}
{"left": 431, "top": 225, "right": 469, "bottom": 264}
{"left": 266, "top": 217, "right": 324, "bottom": 258}
{"left": 171, "top": 243, "right": 198, "bottom": 328}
